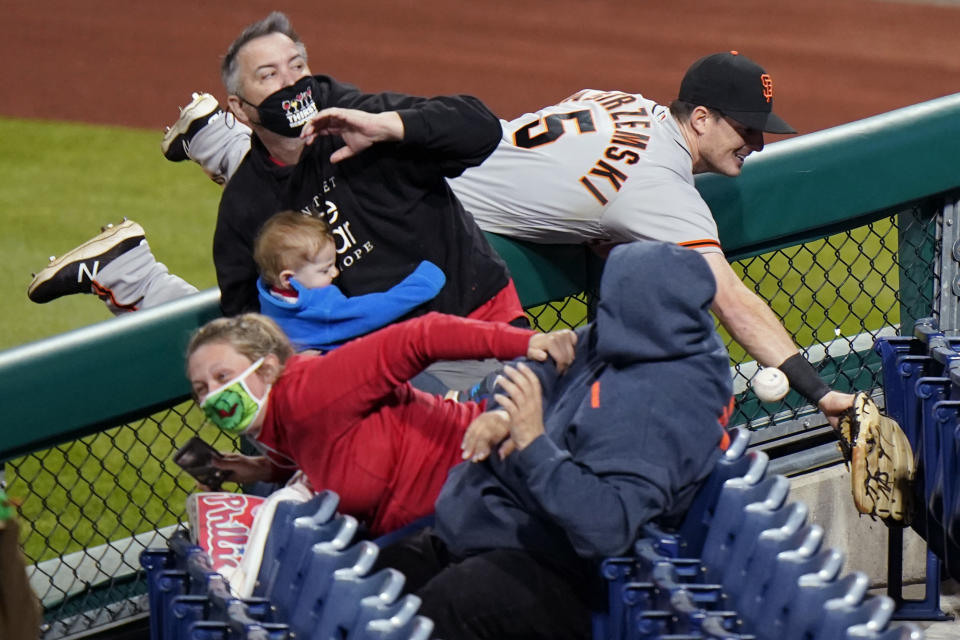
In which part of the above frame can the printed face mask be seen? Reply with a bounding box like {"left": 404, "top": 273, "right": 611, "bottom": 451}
{"left": 200, "top": 358, "right": 270, "bottom": 435}
{"left": 243, "top": 76, "right": 320, "bottom": 137}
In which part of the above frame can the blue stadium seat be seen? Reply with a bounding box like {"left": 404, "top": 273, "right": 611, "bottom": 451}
{"left": 668, "top": 596, "right": 738, "bottom": 637}
{"left": 846, "top": 621, "right": 924, "bottom": 640}
{"left": 778, "top": 571, "right": 870, "bottom": 640}
{"left": 633, "top": 537, "right": 701, "bottom": 581}
{"left": 619, "top": 556, "right": 729, "bottom": 639}
{"left": 142, "top": 548, "right": 177, "bottom": 640}
{"left": 346, "top": 595, "right": 423, "bottom": 640}
{"left": 150, "top": 531, "right": 203, "bottom": 621}
{"left": 725, "top": 516, "right": 824, "bottom": 621}
{"left": 162, "top": 574, "right": 287, "bottom": 640}
{"left": 224, "top": 600, "right": 292, "bottom": 639}
{"left": 256, "top": 512, "right": 358, "bottom": 604}
{"left": 282, "top": 540, "right": 380, "bottom": 635}
{"left": 354, "top": 614, "right": 434, "bottom": 640}
{"left": 916, "top": 372, "right": 956, "bottom": 574}
{"left": 711, "top": 497, "right": 807, "bottom": 590}
{"left": 206, "top": 581, "right": 272, "bottom": 621}
{"left": 305, "top": 567, "right": 405, "bottom": 640}
{"left": 650, "top": 562, "right": 724, "bottom": 609}
{"left": 170, "top": 592, "right": 214, "bottom": 640}
{"left": 815, "top": 595, "right": 895, "bottom": 640}
{"left": 156, "top": 570, "right": 191, "bottom": 639}
{"left": 168, "top": 574, "right": 264, "bottom": 640}
{"left": 742, "top": 545, "right": 843, "bottom": 633}
{"left": 167, "top": 563, "right": 282, "bottom": 640}
{"left": 598, "top": 554, "right": 646, "bottom": 640}
{"left": 628, "top": 590, "right": 738, "bottom": 640}
{"left": 699, "top": 474, "right": 791, "bottom": 584}
{"left": 875, "top": 335, "right": 924, "bottom": 442}
{"left": 597, "top": 441, "right": 765, "bottom": 640}
{"left": 184, "top": 547, "right": 222, "bottom": 597}
{"left": 630, "top": 608, "right": 673, "bottom": 640}
{"left": 942, "top": 370, "right": 960, "bottom": 541}
{"left": 257, "top": 490, "right": 339, "bottom": 594}
{"left": 658, "top": 573, "right": 738, "bottom": 632}
{"left": 187, "top": 620, "right": 291, "bottom": 639}
{"left": 949, "top": 423, "right": 960, "bottom": 548}
{"left": 700, "top": 614, "right": 758, "bottom": 640}
{"left": 927, "top": 393, "right": 960, "bottom": 579}
{"left": 876, "top": 319, "right": 955, "bottom": 620}
{"left": 723, "top": 517, "right": 818, "bottom": 613}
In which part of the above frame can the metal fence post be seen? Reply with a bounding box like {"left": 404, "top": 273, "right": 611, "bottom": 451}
{"left": 936, "top": 198, "right": 960, "bottom": 333}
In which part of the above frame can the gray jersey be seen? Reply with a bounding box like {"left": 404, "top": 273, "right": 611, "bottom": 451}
{"left": 449, "top": 90, "right": 722, "bottom": 253}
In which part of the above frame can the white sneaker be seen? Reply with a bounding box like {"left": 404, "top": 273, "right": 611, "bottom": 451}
{"left": 28, "top": 220, "right": 145, "bottom": 303}
{"left": 161, "top": 92, "right": 222, "bottom": 162}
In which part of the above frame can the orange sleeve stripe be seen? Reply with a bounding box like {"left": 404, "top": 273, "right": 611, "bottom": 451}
{"left": 591, "top": 381, "right": 601, "bottom": 408}
{"left": 718, "top": 396, "right": 736, "bottom": 427}
{"left": 717, "top": 396, "right": 736, "bottom": 450}
{"left": 678, "top": 239, "right": 723, "bottom": 251}
{"left": 719, "top": 429, "right": 731, "bottom": 451}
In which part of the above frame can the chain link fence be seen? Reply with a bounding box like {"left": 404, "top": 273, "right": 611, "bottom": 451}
{"left": 728, "top": 204, "right": 939, "bottom": 429}
{"left": 2, "top": 204, "right": 942, "bottom": 638}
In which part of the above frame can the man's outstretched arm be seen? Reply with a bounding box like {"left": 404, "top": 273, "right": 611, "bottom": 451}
{"left": 702, "top": 252, "right": 853, "bottom": 426}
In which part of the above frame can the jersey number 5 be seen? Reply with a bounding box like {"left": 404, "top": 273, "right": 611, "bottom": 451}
{"left": 513, "top": 110, "right": 597, "bottom": 149}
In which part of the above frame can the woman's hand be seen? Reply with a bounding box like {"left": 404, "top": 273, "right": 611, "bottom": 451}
{"left": 526, "top": 330, "right": 577, "bottom": 372}
{"left": 209, "top": 453, "right": 277, "bottom": 485}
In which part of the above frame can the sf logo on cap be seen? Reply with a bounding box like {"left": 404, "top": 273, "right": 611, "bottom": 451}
{"left": 760, "top": 74, "right": 774, "bottom": 103}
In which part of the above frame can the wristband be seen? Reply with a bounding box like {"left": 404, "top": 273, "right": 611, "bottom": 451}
{"left": 777, "top": 353, "right": 832, "bottom": 406}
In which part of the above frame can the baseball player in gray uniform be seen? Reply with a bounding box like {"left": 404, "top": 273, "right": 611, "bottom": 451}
{"left": 28, "top": 51, "right": 853, "bottom": 421}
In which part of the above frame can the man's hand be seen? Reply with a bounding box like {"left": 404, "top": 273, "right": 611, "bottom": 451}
{"left": 494, "top": 363, "right": 546, "bottom": 451}
{"left": 819, "top": 390, "right": 856, "bottom": 429}
{"left": 461, "top": 409, "right": 514, "bottom": 462}
{"left": 301, "top": 108, "right": 404, "bottom": 162}
{"left": 527, "top": 330, "right": 577, "bottom": 373}
{"left": 210, "top": 453, "right": 277, "bottom": 484}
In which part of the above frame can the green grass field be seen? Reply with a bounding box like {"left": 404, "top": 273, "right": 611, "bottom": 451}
{"left": 0, "top": 117, "right": 222, "bottom": 350}
{"left": 1, "top": 117, "right": 226, "bottom": 561}
{"left": 0, "top": 117, "right": 913, "bottom": 564}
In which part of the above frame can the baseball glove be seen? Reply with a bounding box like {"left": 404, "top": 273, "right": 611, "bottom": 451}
{"left": 837, "top": 392, "right": 915, "bottom": 524}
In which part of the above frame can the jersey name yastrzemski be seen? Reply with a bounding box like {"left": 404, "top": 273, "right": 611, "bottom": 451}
{"left": 513, "top": 90, "right": 653, "bottom": 206}
{"left": 450, "top": 90, "right": 721, "bottom": 251}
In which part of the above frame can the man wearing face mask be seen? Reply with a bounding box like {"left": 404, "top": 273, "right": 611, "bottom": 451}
{"left": 212, "top": 11, "right": 519, "bottom": 337}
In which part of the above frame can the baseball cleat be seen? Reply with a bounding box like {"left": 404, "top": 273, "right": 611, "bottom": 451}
{"left": 27, "top": 219, "right": 145, "bottom": 303}
{"left": 161, "top": 92, "right": 223, "bottom": 162}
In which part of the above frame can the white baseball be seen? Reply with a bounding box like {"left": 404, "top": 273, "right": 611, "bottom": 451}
{"left": 751, "top": 367, "right": 790, "bottom": 403}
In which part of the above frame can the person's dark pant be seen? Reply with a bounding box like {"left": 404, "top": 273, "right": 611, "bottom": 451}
{"left": 374, "top": 529, "right": 595, "bottom": 640}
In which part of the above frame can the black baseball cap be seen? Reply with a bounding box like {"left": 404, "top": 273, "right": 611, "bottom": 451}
{"left": 678, "top": 51, "right": 796, "bottom": 134}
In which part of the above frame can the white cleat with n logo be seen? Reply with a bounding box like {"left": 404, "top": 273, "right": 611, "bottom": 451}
{"left": 77, "top": 260, "right": 101, "bottom": 283}
{"left": 27, "top": 220, "right": 145, "bottom": 304}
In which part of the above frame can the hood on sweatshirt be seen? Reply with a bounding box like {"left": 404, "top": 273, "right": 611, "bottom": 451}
{"left": 596, "top": 241, "right": 719, "bottom": 365}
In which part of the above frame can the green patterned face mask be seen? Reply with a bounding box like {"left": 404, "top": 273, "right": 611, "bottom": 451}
{"left": 200, "top": 358, "right": 270, "bottom": 435}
